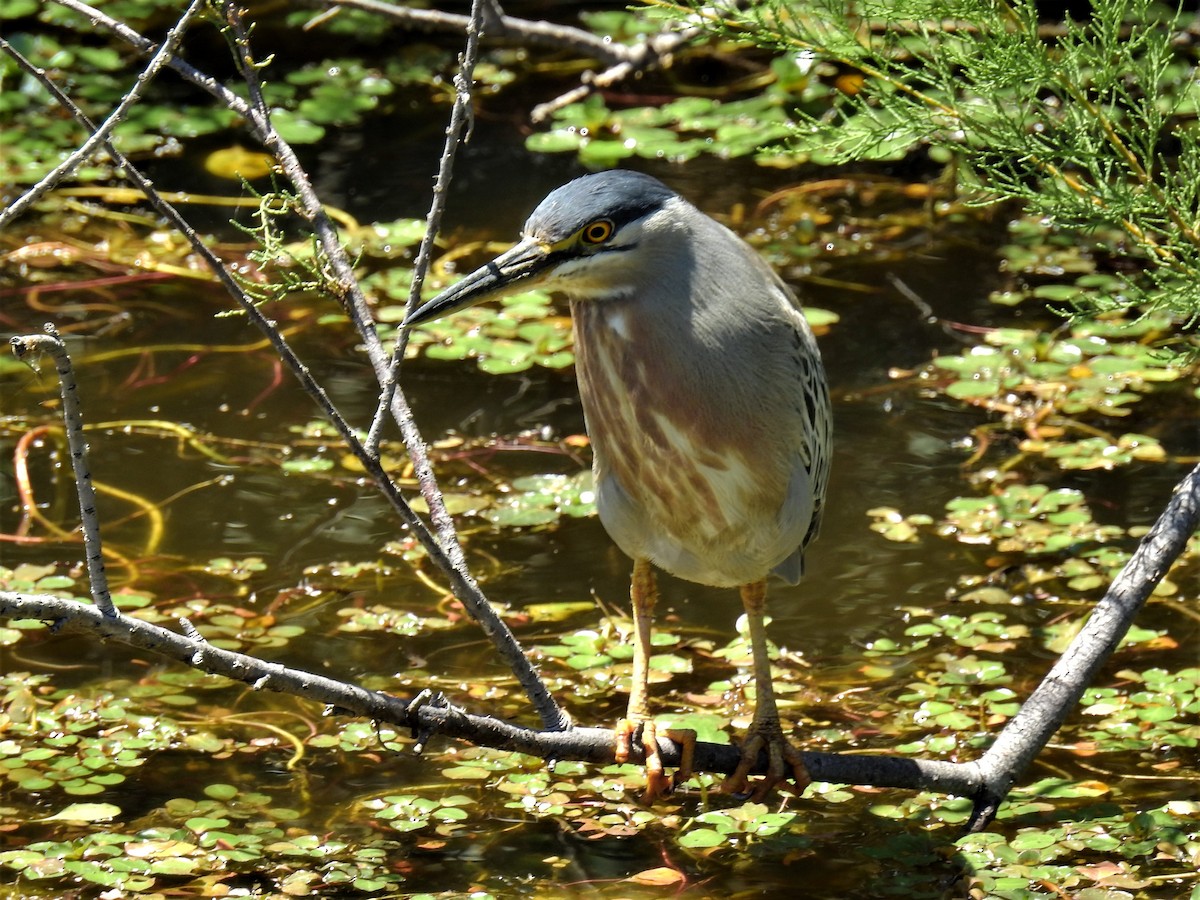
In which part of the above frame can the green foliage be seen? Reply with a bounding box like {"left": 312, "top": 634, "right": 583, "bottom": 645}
{"left": 267, "top": 58, "right": 396, "bottom": 144}
{"left": 871, "top": 482, "right": 1130, "bottom": 566}
{"left": 870, "top": 477, "right": 1200, "bottom": 613}
{"left": 336, "top": 603, "right": 454, "bottom": 637}
{"left": 480, "top": 472, "right": 596, "bottom": 526}
{"left": 0, "top": 7, "right": 461, "bottom": 185}
{"left": 0, "top": 562, "right": 307, "bottom": 654}
{"left": 536, "top": 624, "right": 688, "bottom": 678}
{"left": 0, "top": 25, "right": 221, "bottom": 182}
{"left": 233, "top": 187, "right": 341, "bottom": 306}
{"left": 1078, "top": 668, "right": 1200, "bottom": 752}
{"left": 392, "top": 289, "right": 578, "bottom": 374}
{"left": 957, "top": 800, "right": 1200, "bottom": 897}
{"left": 678, "top": 802, "right": 800, "bottom": 849}
{"left": 666, "top": 0, "right": 1200, "bottom": 324}
{"left": 364, "top": 792, "right": 476, "bottom": 834}
{"left": 941, "top": 485, "right": 1121, "bottom": 555}
{"left": 929, "top": 324, "right": 1180, "bottom": 416}
{"left": 0, "top": 669, "right": 192, "bottom": 798}
{"left": 526, "top": 83, "right": 811, "bottom": 167}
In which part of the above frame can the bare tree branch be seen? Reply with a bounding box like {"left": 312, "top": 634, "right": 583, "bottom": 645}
{"left": 217, "top": 1, "right": 573, "bottom": 727}
{"left": 309, "top": 0, "right": 699, "bottom": 123}
{"left": 0, "top": 587, "right": 978, "bottom": 792}
{"left": 0, "top": 0, "right": 205, "bottom": 229}
{"left": 52, "top": 0, "right": 256, "bottom": 118}
{"left": 21, "top": 0, "right": 570, "bottom": 732}
{"left": 965, "top": 461, "right": 1200, "bottom": 830}
{"left": 9, "top": 328, "right": 117, "bottom": 618}
{"left": 367, "top": 0, "right": 487, "bottom": 453}
{"left": 530, "top": 26, "right": 700, "bottom": 123}
{"left": 312, "top": 0, "right": 631, "bottom": 66}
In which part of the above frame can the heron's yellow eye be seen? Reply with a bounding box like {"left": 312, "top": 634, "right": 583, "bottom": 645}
{"left": 581, "top": 219, "right": 614, "bottom": 244}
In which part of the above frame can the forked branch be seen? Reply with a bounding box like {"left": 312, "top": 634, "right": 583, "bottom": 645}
{"left": 3, "top": 0, "right": 569, "bottom": 732}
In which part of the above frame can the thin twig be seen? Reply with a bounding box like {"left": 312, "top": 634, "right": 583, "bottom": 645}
{"left": 367, "top": 0, "right": 486, "bottom": 452}
{"left": 530, "top": 26, "right": 700, "bottom": 123}
{"left": 0, "top": 0, "right": 206, "bottom": 229}
{"left": 213, "top": 1, "right": 569, "bottom": 731}
{"left": 18, "top": 1, "right": 569, "bottom": 732}
{"left": 314, "top": 0, "right": 627, "bottom": 66}
{"left": 309, "top": 0, "right": 699, "bottom": 126}
{"left": 52, "top": 0, "right": 256, "bottom": 121}
{"left": 9, "top": 328, "right": 117, "bottom": 618}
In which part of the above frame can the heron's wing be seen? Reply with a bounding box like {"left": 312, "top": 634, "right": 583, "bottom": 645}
{"left": 771, "top": 547, "right": 804, "bottom": 585}
{"left": 763, "top": 267, "right": 832, "bottom": 584}
{"left": 769, "top": 446, "right": 826, "bottom": 585}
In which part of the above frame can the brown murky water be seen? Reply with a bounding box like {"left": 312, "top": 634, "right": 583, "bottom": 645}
{"left": 3, "top": 104, "right": 1198, "bottom": 897}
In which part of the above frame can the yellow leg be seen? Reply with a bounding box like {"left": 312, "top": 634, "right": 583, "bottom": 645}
{"left": 722, "top": 580, "right": 810, "bottom": 800}
{"left": 614, "top": 559, "right": 692, "bottom": 801}
{"left": 628, "top": 558, "right": 657, "bottom": 722}
{"left": 614, "top": 559, "right": 657, "bottom": 770}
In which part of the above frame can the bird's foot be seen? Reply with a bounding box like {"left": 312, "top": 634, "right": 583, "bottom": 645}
{"left": 614, "top": 719, "right": 696, "bottom": 803}
{"left": 722, "top": 718, "right": 809, "bottom": 801}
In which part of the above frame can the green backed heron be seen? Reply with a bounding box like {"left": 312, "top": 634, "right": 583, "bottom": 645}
{"left": 405, "top": 170, "right": 832, "bottom": 799}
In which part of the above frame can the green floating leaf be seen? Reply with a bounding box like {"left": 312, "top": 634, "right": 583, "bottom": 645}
{"left": 270, "top": 109, "right": 325, "bottom": 144}
{"left": 803, "top": 307, "right": 839, "bottom": 328}
{"left": 945, "top": 378, "right": 1003, "bottom": 399}
{"left": 927, "top": 315, "right": 1190, "bottom": 445}
{"left": 281, "top": 455, "right": 334, "bottom": 473}
{"left": 937, "top": 484, "right": 1122, "bottom": 557}
{"left": 678, "top": 828, "right": 726, "bottom": 849}
{"left": 43, "top": 802, "right": 121, "bottom": 823}
{"left": 478, "top": 471, "right": 596, "bottom": 529}
{"left": 526, "top": 130, "right": 586, "bottom": 154}
{"left": 204, "top": 784, "right": 239, "bottom": 801}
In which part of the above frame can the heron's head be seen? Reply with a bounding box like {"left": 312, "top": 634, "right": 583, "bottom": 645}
{"left": 403, "top": 171, "right": 681, "bottom": 327}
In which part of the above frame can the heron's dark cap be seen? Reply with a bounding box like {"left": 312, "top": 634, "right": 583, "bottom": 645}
{"left": 526, "top": 170, "right": 678, "bottom": 242}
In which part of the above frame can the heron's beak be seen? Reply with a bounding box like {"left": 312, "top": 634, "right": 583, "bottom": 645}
{"left": 403, "top": 238, "right": 554, "bottom": 328}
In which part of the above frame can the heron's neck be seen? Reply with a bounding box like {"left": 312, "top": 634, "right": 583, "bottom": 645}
{"left": 570, "top": 294, "right": 693, "bottom": 424}
{"left": 570, "top": 295, "right": 651, "bottom": 361}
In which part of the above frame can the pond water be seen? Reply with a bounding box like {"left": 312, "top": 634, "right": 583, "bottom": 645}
{"left": 3, "top": 56, "right": 1199, "bottom": 900}
{"left": 7, "top": 158, "right": 1011, "bottom": 662}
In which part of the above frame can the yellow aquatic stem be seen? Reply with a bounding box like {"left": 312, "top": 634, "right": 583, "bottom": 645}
{"left": 50, "top": 185, "right": 362, "bottom": 232}
{"left": 87, "top": 420, "right": 236, "bottom": 465}
{"left": 90, "top": 479, "right": 165, "bottom": 557}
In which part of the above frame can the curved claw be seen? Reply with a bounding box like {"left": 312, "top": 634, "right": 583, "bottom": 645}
{"left": 641, "top": 721, "right": 672, "bottom": 802}
{"left": 614, "top": 718, "right": 638, "bottom": 765}
{"left": 614, "top": 720, "right": 697, "bottom": 803}
{"left": 722, "top": 721, "right": 810, "bottom": 801}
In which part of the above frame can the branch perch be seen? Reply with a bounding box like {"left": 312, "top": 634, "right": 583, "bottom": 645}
{"left": 8, "top": 0, "right": 569, "bottom": 733}
{"left": 0, "top": 587, "right": 975, "bottom": 791}
{"left": 3, "top": 432, "right": 1198, "bottom": 818}
{"left": 5, "top": 2, "right": 1198, "bottom": 831}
